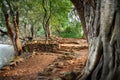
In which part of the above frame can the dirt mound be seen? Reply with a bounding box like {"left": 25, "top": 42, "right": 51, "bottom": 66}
{"left": 23, "top": 38, "right": 88, "bottom": 53}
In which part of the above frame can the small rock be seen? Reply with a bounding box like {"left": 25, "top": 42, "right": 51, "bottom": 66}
{"left": 9, "top": 62, "right": 17, "bottom": 67}
{"left": 44, "top": 65, "right": 54, "bottom": 72}
{"left": 60, "top": 71, "right": 76, "bottom": 80}
{"left": 64, "top": 52, "right": 70, "bottom": 55}
{"left": 38, "top": 76, "right": 49, "bottom": 80}
{"left": 60, "top": 71, "right": 68, "bottom": 75}
{"left": 54, "top": 62, "right": 64, "bottom": 68}
{"left": 52, "top": 68, "right": 60, "bottom": 73}
{"left": 0, "top": 66, "right": 11, "bottom": 70}
{"left": 63, "top": 55, "right": 75, "bottom": 60}
{"left": 66, "top": 60, "right": 74, "bottom": 64}
{"left": 60, "top": 71, "right": 72, "bottom": 80}
{"left": 38, "top": 71, "right": 51, "bottom": 76}
{"left": 53, "top": 76, "right": 62, "bottom": 80}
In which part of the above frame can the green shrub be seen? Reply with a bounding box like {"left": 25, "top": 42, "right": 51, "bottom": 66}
{"left": 59, "top": 26, "right": 83, "bottom": 38}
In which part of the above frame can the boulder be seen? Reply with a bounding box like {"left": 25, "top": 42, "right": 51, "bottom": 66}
{"left": 0, "top": 44, "right": 14, "bottom": 68}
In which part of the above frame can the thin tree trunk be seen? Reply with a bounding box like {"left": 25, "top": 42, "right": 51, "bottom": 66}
{"left": 2, "top": 0, "right": 22, "bottom": 56}
{"left": 12, "top": 8, "right": 22, "bottom": 56}
{"left": 4, "top": 13, "right": 14, "bottom": 41}
{"left": 30, "top": 24, "right": 34, "bottom": 40}
{"left": 42, "top": 0, "right": 52, "bottom": 41}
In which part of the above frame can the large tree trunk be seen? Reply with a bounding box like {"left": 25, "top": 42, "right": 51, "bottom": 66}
{"left": 71, "top": 0, "right": 88, "bottom": 39}
{"left": 71, "top": 0, "right": 120, "bottom": 80}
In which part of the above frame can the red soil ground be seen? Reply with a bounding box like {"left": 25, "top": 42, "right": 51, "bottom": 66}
{"left": 0, "top": 38, "right": 88, "bottom": 80}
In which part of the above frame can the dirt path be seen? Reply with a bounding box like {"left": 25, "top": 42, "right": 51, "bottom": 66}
{"left": 0, "top": 53, "right": 59, "bottom": 80}
{"left": 0, "top": 38, "right": 88, "bottom": 80}
{"left": 38, "top": 49, "right": 88, "bottom": 80}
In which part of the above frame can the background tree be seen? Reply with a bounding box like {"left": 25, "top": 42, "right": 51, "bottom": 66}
{"left": 42, "top": 0, "right": 52, "bottom": 41}
{"left": 50, "top": 0, "right": 83, "bottom": 38}
{"left": 0, "top": 0, "right": 84, "bottom": 45}
{"left": 71, "top": 0, "right": 120, "bottom": 80}
{"left": 18, "top": 0, "right": 43, "bottom": 40}
{"left": 1, "top": 0, "right": 22, "bottom": 56}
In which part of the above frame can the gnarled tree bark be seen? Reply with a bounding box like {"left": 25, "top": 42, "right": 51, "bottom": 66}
{"left": 71, "top": 0, "right": 120, "bottom": 80}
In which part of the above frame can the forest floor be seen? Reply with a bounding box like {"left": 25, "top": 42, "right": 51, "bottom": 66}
{"left": 0, "top": 37, "right": 88, "bottom": 80}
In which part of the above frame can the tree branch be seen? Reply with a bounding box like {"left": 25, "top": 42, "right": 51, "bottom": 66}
{"left": 45, "top": 0, "right": 52, "bottom": 26}
{"left": 42, "top": 0, "right": 47, "bottom": 28}
{"left": 0, "top": 29, "right": 8, "bottom": 35}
